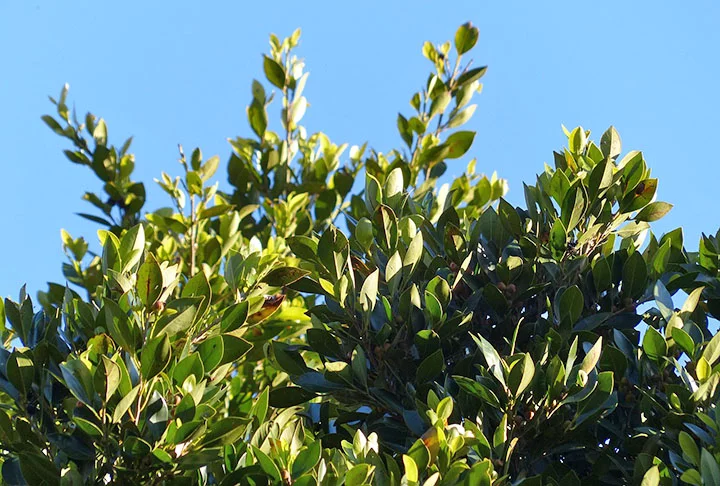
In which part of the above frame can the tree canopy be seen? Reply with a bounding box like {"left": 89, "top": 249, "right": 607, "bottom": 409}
{"left": 1, "top": 23, "right": 720, "bottom": 486}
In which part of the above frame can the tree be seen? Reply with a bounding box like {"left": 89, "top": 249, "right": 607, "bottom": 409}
{"left": 1, "top": 22, "right": 719, "bottom": 485}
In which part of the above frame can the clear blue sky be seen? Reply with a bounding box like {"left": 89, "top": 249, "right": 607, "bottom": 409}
{"left": 1, "top": 1, "right": 718, "bottom": 301}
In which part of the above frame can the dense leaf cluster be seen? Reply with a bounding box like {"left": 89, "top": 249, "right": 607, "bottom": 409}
{"left": 1, "top": 23, "right": 720, "bottom": 485}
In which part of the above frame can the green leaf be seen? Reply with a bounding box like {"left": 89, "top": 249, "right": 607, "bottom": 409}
{"left": 263, "top": 56, "right": 286, "bottom": 88}
{"left": 403, "top": 231, "right": 424, "bottom": 275}
{"left": 573, "top": 312, "right": 612, "bottom": 332}
{"left": 6, "top": 352, "right": 34, "bottom": 395}
{"left": 588, "top": 159, "right": 614, "bottom": 197}
{"left": 1, "top": 458, "right": 24, "bottom": 485}
{"left": 365, "top": 174, "right": 383, "bottom": 213}
{"left": 622, "top": 251, "right": 647, "bottom": 299}
{"left": 269, "top": 386, "right": 316, "bottom": 407}
{"left": 454, "top": 376, "right": 502, "bottom": 409}
{"left": 680, "top": 469, "right": 702, "bottom": 486}
{"left": 550, "top": 218, "right": 567, "bottom": 255}
{"left": 123, "top": 436, "right": 152, "bottom": 457}
{"left": 42, "top": 114, "right": 65, "bottom": 135}
{"left": 119, "top": 224, "right": 145, "bottom": 272}
{"left": 559, "top": 285, "right": 583, "bottom": 329}
{"left": 702, "top": 331, "right": 720, "bottom": 365}
{"left": 153, "top": 448, "right": 173, "bottom": 464}
{"left": 101, "top": 231, "right": 121, "bottom": 274}
{"left": 444, "top": 131, "right": 475, "bottom": 159}
{"left": 493, "top": 414, "right": 508, "bottom": 451}
{"left": 351, "top": 346, "right": 368, "bottom": 387}
{"left": 272, "top": 342, "right": 308, "bottom": 375}
{"left": 456, "top": 66, "right": 487, "bottom": 85}
{"left": 426, "top": 276, "right": 451, "bottom": 309}
{"left": 219, "top": 334, "right": 252, "bottom": 365}
{"left": 572, "top": 371, "right": 614, "bottom": 427}
{"left": 18, "top": 452, "right": 60, "bottom": 486}
{"left": 250, "top": 387, "right": 269, "bottom": 424}
{"left": 263, "top": 267, "right": 311, "bottom": 287}
{"left": 360, "top": 269, "right": 379, "bottom": 312}
{"left": 100, "top": 356, "right": 121, "bottom": 401}
{"left": 385, "top": 167, "right": 404, "bottom": 198}
{"left": 507, "top": 353, "right": 535, "bottom": 398}
{"left": 292, "top": 441, "right": 322, "bottom": 478}
{"left": 156, "top": 305, "right": 197, "bottom": 337}
{"left": 289, "top": 96, "right": 307, "bottom": 126}
{"left": 625, "top": 179, "right": 658, "bottom": 212}
{"left": 701, "top": 448, "right": 720, "bottom": 486}
{"left": 561, "top": 185, "right": 586, "bottom": 232}
{"left": 346, "top": 464, "right": 374, "bottom": 486}
{"left": 679, "top": 431, "right": 700, "bottom": 466}
{"left": 429, "top": 90, "right": 451, "bottom": 119}
{"left": 402, "top": 455, "right": 419, "bottom": 483}
{"left": 407, "top": 439, "right": 430, "bottom": 472}
{"left": 600, "top": 126, "right": 622, "bottom": 159}
{"left": 653, "top": 280, "right": 674, "bottom": 321}
{"left": 398, "top": 114, "right": 413, "bottom": 147}
{"left": 93, "top": 119, "right": 108, "bottom": 145}
{"left": 416, "top": 349, "right": 444, "bottom": 384}
{"left": 454, "top": 22, "right": 479, "bottom": 55}
{"left": 253, "top": 445, "right": 281, "bottom": 481}
{"left": 198, "top": 335, "right": 224, "bottom": 371}
{"left": 681, "top": 286, "right": 704, "bottom": 316}
{"left": 639, "top": 465, "right": 659, "bottom": 486}
{"left": 447, "top": 104, "right": 477, "bottom": 128}
{"left": 60, "top": 359, "right": 95, "bottom": 406}
{"left": 580, "top": 337, "right": 603, "bottom": 374}
{"left": 355, "top": 218, "right": 374, "bottom": 250}
{"left": 198, "top": 204, "right": 234, "bottom": 220}
{"left": 672, "top": 327, "right": 695, "bottom": 356}
{"left": 307, "top": 328, "right": 342, "bottom": 358}
{"left": 141, "top": 333, "right": 171, "bottom": 379}
{"left": 471, "top": 334, "right": 506, "bottom": 385}
{"left": 172, "top": 353, "right": 204, "bottom": 387}
{"left": 436, "top": 396, "right": 454, "bottom": 422}
{"left": 642, "top": 327, "right": 667, "bottom": 363}
{"left": 113, "top": 385, "right": 140, "bottom": 423}
{"left": 386, "top": 251, "right": 403, "bottom": 294}
{"left": 498, "top": 198, "right": 522, "bottom": 237}
{"left": 137, "top": 254, "right": 163, "bottom": 308}
{"left": 549, "top": 169, "right": 571, "bottom": 204}
{"left": 568, "top": 127, "right": 587, "bottom": 155}
{"left": 73, "top": 416, "right": 103, "bottom": 438}
{"left": 199, "top": 155, "right": 219, "bottom": 181}
{"left": 652, "top": 240, "right": 672, "bottom": 275}
{"left": 198, "top": 417, "right": 250, "bottom": 447}
{"left": 635, "top": 202, "right": 672, "bottom": 222}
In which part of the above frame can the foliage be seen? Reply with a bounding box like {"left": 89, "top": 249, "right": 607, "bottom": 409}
{"left": 1, "top": 22, "right": 720, "bottom": 485}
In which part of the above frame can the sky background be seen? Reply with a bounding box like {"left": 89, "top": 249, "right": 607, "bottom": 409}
{"left": 0, "top": 1, "right": 718, "bottom": 302}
